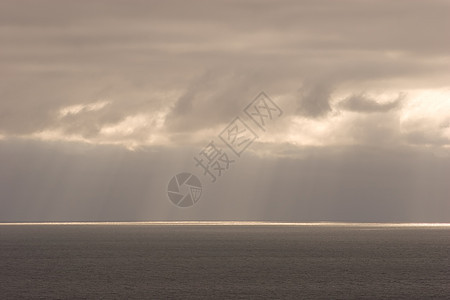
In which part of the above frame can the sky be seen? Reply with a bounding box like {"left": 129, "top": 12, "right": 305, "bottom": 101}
{"left": 1, "top": 0, "right": 449, "bottom": 222}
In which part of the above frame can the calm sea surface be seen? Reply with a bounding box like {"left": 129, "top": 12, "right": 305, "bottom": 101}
{"left": 0, "top": 223, "right": 449, "bottom": 299}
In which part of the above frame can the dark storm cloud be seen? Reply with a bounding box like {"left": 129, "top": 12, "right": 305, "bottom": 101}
{"left": 296, "top": 80, "right": 334, "bottom": 118}
{"left": 339, "top": 93, "right": 404, "bottom": 113}
{"left": 164, "top": 70, "right": 252, "bottom": 133}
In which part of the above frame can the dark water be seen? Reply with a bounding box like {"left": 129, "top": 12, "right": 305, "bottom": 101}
{"left": 0, "top": 224, "right": 449, "bottom": 299}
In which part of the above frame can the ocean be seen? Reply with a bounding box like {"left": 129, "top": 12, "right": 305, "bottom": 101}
{"left": 0, "top": 223, "right": 449, "bottom": 299}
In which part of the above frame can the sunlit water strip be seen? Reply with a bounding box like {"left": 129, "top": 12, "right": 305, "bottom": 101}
{"left": 1, "top": 221, "right": 450, "bottom": 227}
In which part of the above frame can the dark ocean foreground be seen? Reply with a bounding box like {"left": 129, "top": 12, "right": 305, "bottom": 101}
{"left": 0, "top": 223, "right": 449, "bottom": 299}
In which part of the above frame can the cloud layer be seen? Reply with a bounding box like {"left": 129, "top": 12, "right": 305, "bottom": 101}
{"left": 1, "top": 0, "right": 449, "bottom": 148}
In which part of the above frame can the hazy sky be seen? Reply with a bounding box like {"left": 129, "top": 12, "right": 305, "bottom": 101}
{"left": 1, "top": 0, "right": 449, "bottom": 222}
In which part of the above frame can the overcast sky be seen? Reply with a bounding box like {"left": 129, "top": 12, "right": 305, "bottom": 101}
{"left": 1, "top": 0, "right": 449, "bottom": 222}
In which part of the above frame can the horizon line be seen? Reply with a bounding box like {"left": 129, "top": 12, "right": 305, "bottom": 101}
{"left": 1, "top": 221, "right": 450, "bottom": 227}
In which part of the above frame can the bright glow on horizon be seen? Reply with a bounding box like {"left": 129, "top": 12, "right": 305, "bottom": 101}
{"left": 1, "top": 221, "right": 450, "bottom": 227}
